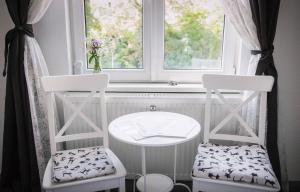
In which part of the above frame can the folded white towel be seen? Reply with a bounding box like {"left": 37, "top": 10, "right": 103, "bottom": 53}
{"left": 117, "top": 115, "right": 196, "bottom": 140}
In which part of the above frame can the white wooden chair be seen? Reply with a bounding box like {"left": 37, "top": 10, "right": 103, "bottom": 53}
{"left": 192, "top": 74, "right": 280, "bottom": 192}
{"left": 41, "top": 74, "right": 126, "bottom": 192}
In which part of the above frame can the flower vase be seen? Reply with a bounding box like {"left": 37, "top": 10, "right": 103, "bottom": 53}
{"left": 93, "top": 56, "right": 102, "bottom": 73}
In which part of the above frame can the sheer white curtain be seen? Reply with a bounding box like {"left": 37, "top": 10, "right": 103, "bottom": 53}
{"left": 220, "top": 0, "right": 260, "bottom": 75}
{"left": 23, "top": 0, "right": 53, "bottom": 181}
{"left": 219, "top": 0, "right": 261, "bottom": 134}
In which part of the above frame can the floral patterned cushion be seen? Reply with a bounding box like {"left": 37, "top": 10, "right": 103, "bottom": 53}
{"left": 193, "top": 143, "right": 280, "bottom": 189}
{"left": 52, "top": 146, "right": 115, "bottom": 183}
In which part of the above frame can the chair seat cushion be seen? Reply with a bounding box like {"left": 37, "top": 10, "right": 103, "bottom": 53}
{"left": 192, "top": 143, "right": 280, "bottom": 189}
{"left": 52, "top": 146, "right": 115, "bottom": 183}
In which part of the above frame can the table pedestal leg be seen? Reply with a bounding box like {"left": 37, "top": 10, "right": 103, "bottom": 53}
{"left": 173, "top": 145, "right": 177, "bottom": 183}
{"left": 142, "top": 146, "right": 146, "bottom": 192}
{"left": 173, "top": 145, "right": 192, "bottom": 192}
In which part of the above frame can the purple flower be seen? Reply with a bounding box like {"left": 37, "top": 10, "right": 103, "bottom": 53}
{"left": 91, "top": 39, "right": 102, "bottom": 49}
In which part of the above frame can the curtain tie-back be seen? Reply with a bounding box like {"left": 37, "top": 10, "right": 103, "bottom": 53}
{"left": 251, "top": 45, "right": 274, "bottom": 55}
{"left": 3, "top": 24, "right": 34, "bottom": 76}
{"left": 251, "top": 45, "right": 275, "bottom": 75}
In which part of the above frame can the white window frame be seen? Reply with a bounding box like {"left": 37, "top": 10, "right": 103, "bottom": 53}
{"left": 69, "top": 0, "right": 240, "bottom": 83}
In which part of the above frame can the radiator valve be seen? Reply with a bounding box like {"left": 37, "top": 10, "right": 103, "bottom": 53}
{"left": 149, "top": 105, "right": 157, "bottom": 111}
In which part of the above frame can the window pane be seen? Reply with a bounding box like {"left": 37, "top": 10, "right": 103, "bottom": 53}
{"left": 164, "top": 0, "right": 224, "bottom": 70}
{"left": 85, "top": 0, "right": 143, "bottom": 69}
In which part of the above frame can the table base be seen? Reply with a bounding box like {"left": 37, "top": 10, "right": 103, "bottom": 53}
{"left": 136, "top": 174, "right": 173, "bottom": 192}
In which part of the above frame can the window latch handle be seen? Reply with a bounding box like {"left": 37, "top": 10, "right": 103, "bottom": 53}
{"left": 168, "top": 81, "right": 178, "bottom": 86}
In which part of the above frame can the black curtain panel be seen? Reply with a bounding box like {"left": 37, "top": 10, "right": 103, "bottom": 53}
{"left": 0, "top": 0, "right": 41, "bottom": 192}
{"left": 249, "top": 0, "right": 282, "bottom": 185}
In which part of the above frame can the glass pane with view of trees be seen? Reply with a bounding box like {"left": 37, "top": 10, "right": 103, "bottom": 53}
{"left": 165, "top": 0, "right": 224, "bottom": 70}
{"left": 85, "top": 0, "right": 224, "bottom": 70}
{"left": 85, "top": 0, "right": 143, "bottom": 69}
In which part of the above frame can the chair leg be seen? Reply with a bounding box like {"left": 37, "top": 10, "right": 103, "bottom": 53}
{"left": 192, "top": 180, "right": 199, "bottom": 192}
{"left": 119, "top": 177, "right": 126, "bottom": 192}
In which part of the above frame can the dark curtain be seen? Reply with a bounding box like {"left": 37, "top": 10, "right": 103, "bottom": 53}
{"left": 249, "top": 0, "right": 282, "bottom": 185}
{"left": 0, "top": 0, "right": 41, "bottom": 192}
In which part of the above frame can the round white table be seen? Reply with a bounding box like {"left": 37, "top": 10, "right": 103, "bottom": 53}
{"left": 109, "top": 112, "right": 201, "bottom": 192}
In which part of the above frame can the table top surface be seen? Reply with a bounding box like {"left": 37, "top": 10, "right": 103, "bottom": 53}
{"left": 108, "top": 111, "right": 201, "bottom": 147}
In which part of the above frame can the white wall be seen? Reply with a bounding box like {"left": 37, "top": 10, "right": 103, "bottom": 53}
{"left": 34, "top": 0, "right": 73, "bottom": 75}
{"left": 0, "top": 0, "right": 13, "bottom": 172}
{"left": 274, "top": 0, "right": 300, "bottom": 182}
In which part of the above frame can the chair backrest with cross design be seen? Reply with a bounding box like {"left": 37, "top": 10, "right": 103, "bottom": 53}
{"left": 41, "top": 74, "right": 109, "bottom": 155}
{"left": 202, "top": 74, "right": 274, "bottom": 146}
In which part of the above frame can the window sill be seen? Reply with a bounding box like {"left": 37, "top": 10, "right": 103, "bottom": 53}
{"left": 107, "top": 83, "right": 205, "bottom": 93}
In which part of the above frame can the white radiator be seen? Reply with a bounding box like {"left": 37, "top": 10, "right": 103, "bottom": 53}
{"left": 62, "top": 92, "right": 241, "bottom": 180}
